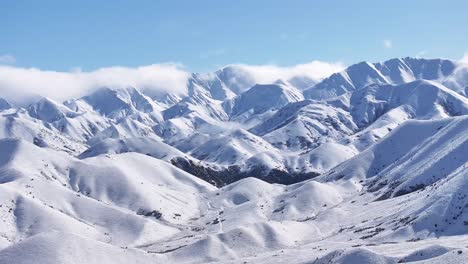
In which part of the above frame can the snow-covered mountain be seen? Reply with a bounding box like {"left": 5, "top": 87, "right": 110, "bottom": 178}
{"left": 304, "top": 57, "right": 465, "bottom": 99}
{"left": 223, "top": 83, "right": 304, "bottom": 120}
{"left": 0, "top": 57, "right": 467, "bottom": 263}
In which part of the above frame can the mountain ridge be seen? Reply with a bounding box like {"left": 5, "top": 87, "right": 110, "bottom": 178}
{"left": 0, "top": 57, "right": 468, "bottom": 263}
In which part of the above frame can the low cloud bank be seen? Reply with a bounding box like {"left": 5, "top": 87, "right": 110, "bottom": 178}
{"left": 0, "top": 60, "right": 344, "bottom": 105}
{"left": 0, "top": 63, "right": 190, "bottom": 104}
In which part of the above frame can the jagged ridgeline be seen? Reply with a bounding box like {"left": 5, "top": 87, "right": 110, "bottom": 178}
{"left": 1, "top": 58, "right": 467, "bottom": 186}
{"left": 0, "top": 57, "right": 468, "bottom": 263}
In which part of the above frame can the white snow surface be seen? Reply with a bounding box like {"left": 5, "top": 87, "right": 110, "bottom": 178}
{"left": 0, "top": 57, "right": 467, "bottom": 263}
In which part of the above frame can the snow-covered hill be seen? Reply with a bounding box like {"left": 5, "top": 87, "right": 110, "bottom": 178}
{"left": 1, "top": 114, "right": 467, "bottom": 263}
{"left": 0, "top": 57, "right": 467, "bottom": 263}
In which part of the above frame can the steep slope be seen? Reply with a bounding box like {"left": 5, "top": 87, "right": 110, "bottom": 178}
{"left": 223, "top": 83, "right": 304, "bottom": 122}
{"left": 188, "top": 129, "right": 276, "bottom": 165}
{"left": 251, "top": 80, "right": 468, "bottom": 156}
{"left": 339, "top": 80, "right": 468, "bottom": 127}
{"left": 0, "top": 98, "right": 12, "bottom": 111}
{"left": 2, "top": 58, "right": 467, "bottom": 186}
{"left": 162, "top": 80, "right": 228, "bottom": 122}
{"left": 0, "top": 110, "right": 87, "bottom": 154}
{"left": 250, "top": 100, "right": 357, "bottom": 151}
{"left": 74, "top": 87, "right": 164, "bottom": 122}
{"left": 154, "top": 79, "right": 230, "bottom": 146}
{"left": 326, "top": 117, "right": 468, "bottom": 201}
{"left": 304, "top": 58, "right": 463, "bottom": 100}
{"left": 27, "top": 97, "right": 78, "bottom": 123}
{"left": 212, "top": 65, "right": 261, "bottom": 95}
{"left": 212, "top": 64, "right": 329, "bottom": 95}
{"left": 442, "top": 62, "right": 468, "bottom": 95}
{"left": 88, "top": 118, "right": 160, "bottom": 144}
{"left": 187, "top": 73, "right": 237, "bottom": 101}
{"left": 27, "top": 97, "right": 110, "bottom": 141}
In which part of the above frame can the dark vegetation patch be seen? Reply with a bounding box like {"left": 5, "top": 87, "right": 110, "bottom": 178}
{"left": 171, "top": 157, "right": 319, "bottom": 187}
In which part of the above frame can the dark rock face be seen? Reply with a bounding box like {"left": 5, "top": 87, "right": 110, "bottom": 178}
{"left": 137, "top": 209, "right": 162, "bottom": 219}
{"left": 170, "top": 157, "right": 319, "bottom": 187}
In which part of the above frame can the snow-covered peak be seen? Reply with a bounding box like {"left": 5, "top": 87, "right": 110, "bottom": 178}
{"left": 79, "top": 87, "right": 157, "bottom": 119}
{"left": 340, "top": 80, "right": 468, "bottom": 127}
{"left": 304, "top": 57, "right": 462, "bottom": 100}
{"left": 303, "top": 60, "right": 389, "bottom": 99}
{"left": 27, "top": 97, "right": 78, "bottom": 123}
{"left": 188, "top": 72, "right": 237, "bottom": 101}
{"left": 214, "top": 65, "right": 258, "bottom": 95}
{"left": 223, "top": 83, "right": 304, "bottom": 119}
{"left": 287, "top": 75, "right": 319, "bottom": 90}
{"left": 442, "top": 62, "right": 468, "bottom": 96}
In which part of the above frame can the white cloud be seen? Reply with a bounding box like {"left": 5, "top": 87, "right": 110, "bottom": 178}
{"left": 0, "top": 54, "right": 16, "bottom": 65}
{"left": 460, "top": 53, "right": 468, "bottom": 65}
{"left": 229, "top": 61, "right": 345, "bottom": 84}
{"left": 383, "top": 39, "right": 393, "bottom": 49}
{"left": 415, "top": 50, "right": 428, "bottom": 58}
{"left": 0, "top": 63, "right": 190, "bottom": 104}
{"left": 0, "top": 60, "right": 344, "bottom": 105}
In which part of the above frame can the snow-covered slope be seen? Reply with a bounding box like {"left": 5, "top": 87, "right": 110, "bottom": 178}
{"left": 0, "top": 139, "right": 214, "bottom": 248}
{"left": 223, "top": 83, "right": 304, "bottom": 120}
{"left": 2, "top": 57, "right": 465, "bottom": 186}
{"left": 28, "top": 97, "right": 111, "bottom": 141}
{"left": 0, "top": 57, "right": 468, "bottom": 263}
{"left": 249, "top": 79, "right": 467, "bottom": 157}
{"left": 79, "top": 137, "right": 186, "bottom": 160}
{"left": 322, "top": 116, "right": 468, "bottom": 197}
{"left": 77, "top": 87, "right": 160, "bottom": 119}
{"left": 3, "top": 114, "right": 466, "bottom": 263}
{"left": 0, "top": 109, "right": 88, "bottom": 154}
{"left": 0, "top": 99, "right": 11, "bottom": 111}
{"left": 304, "top": 57, "right": 467, "bottom": 100}
{"left": 250, "top": 99, "right": 357, "bottom": 151}
{"left": 341, "top": 80, "right": 468, "bottom": 127}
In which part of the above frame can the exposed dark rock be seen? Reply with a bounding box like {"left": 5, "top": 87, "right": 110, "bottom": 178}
{"left": 170, "top": 157, "right": 319, "bottom": 187}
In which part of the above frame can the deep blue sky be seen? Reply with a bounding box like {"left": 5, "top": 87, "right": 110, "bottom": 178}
{"left": 2, "top": 0, "right": 468, "bottom": 71}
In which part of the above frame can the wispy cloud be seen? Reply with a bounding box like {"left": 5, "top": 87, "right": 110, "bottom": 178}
{"left": 460, "top": 53, "right": 468, "bottom": 64}
{"left": 383, "top": 39, "right": 393, "bottom": 49}
{"left": 227, "top": 61, "right": 345, "bottom": 84}
{"left": 0, "top": 54, "right": 16, "bottom": 65}
{"left": 415, "top": 50, "right": 428, "bottom": 58}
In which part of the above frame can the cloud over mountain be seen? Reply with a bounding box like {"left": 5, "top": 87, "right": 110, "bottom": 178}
{"left": 226, "top": 60, "right": 344, "bottom": 84}
{"left": 0, "top": 63, "right": 190, "bottom": 104}
{"left": 0, "top": 60, "right": 343, "bottom": 104}
{"left": 460, "top": 53, "right": 468, "bottom": 64}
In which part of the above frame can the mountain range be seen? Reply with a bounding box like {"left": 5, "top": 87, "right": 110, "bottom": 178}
{"left": 0, "top": 57, "right": 467, "bottom": 263}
